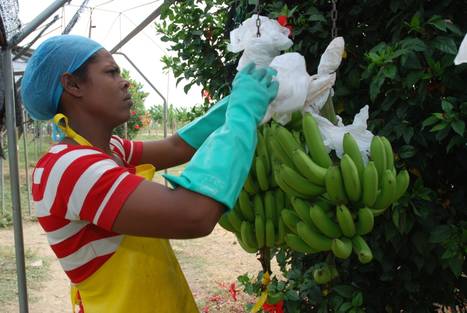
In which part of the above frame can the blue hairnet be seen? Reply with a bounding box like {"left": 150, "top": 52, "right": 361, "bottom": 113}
{"left": 21, "top": 35, "right": 103, "bottom": 120}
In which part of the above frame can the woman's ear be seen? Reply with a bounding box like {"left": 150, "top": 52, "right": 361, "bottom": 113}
{"left": 61, "top": 73, "right": 83, "bottom": 98}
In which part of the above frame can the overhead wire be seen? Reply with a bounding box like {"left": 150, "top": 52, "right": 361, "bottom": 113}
{"left": 121, "top": 12, "right": 167, "bottom": 54}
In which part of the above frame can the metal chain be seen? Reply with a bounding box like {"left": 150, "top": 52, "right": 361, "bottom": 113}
{"left": 255, "top": 0, "right": 261, "bottom": 37}
{"left": 331, "top": 0, "right": 338, "bottom": 39}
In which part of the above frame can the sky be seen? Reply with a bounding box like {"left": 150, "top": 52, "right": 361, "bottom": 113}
{"left": 16, "top": 0, "right": 203, "bottom": 109}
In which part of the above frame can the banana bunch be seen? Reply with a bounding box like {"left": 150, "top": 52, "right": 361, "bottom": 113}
{"left": 217, "top": 127, "right": 291, "bottom": 253}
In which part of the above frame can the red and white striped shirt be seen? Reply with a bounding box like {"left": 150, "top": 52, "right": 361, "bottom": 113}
{"left": 32, "top": 136, "right": 145, "bottom": 283}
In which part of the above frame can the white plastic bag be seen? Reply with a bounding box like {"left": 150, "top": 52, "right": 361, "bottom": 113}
{"left": 304, "top": 37, "right": 345, "bottom": 113}
{"left": 228, "top": 15, "right": 293, "bottom": 71}
{"left": 454, "top": 33, "right": 467, "bottom": 65}
{"left": 261, "top": 52, "right": 310, "bottom": 124}
{"left": 311, "top": 105, "right": 374, "bottom": 163}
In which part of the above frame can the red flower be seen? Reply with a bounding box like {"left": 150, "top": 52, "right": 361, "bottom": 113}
{"left": 229, "top": 282, "right": 237, "bottom": 302}
{"left": 208, "top": 294, "right": 222, "bottom": 303}
{"left": 134, "top": 124, "right": 140, "bottom": 130}
{"left": 202, "top": 305, "right": 209, "bottom": 313}
{"left": 263, "top": 300, "right": 284, "bottom": 313}
{"left": 130, "top": 110, "right": 136, "bottom": 116}
{"left": 277, "top": 15, "right": 288, "bottom": 26}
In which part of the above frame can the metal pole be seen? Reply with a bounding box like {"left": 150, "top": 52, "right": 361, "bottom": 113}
{"left": 21, "top": 110, "right": 31, "bottom": 215}
{"left": 112, "top": 52, "right": 168, "bottom": 183}
{"left": 10, "top": 0, "right": 69, "bottom": 47}
{"left": 2, "top": 49, "right": 29, "bottom": 313}
{"left": 109, "top": 0, "right": 177, "bottom": 54}
{"left": 0, "top": 134, "right": 4, "bottom": 215}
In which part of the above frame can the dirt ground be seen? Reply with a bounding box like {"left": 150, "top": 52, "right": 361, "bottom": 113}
{"left": 0, "top": 221, "right": 268, "bottom": 313}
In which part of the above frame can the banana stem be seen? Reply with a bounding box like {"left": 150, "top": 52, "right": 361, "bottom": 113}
{"left": 258, "top": 247, "right": 271, "bottom": 276}
{"left": 320, "top": 94, "right": 338, "bottom": 125}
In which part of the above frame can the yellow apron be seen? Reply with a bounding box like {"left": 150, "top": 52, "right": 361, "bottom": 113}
{"left": 53, "top": 114, "right": 199, "bottom": 313}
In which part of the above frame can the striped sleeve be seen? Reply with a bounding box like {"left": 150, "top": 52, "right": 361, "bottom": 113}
{"left": 110, "top": 135, "right": 143, "bottom": 165}
{"left": 33, "top": 145, "right": 144, "bottom": 231}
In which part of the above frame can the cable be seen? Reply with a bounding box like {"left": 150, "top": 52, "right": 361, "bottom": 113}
{"left": 121, "top": 12, "right": 167, "bottom": 54}
{"left": 122, "top": 1, "right": 160, "bottom": 13}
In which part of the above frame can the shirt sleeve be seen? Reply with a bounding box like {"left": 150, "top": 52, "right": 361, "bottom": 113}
{"left": 33, "top": 146, "right": 145, "bottom": 231}
{"left": 110, "top": 135, "right": 143, "bottom": 166}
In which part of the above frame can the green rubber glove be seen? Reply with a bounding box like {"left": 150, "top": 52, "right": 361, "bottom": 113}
{"left": 163, "top": 63, "right": 278, "bottom": 209}
{"left": 177, "top": 96, "right": 229, "bottom": 149}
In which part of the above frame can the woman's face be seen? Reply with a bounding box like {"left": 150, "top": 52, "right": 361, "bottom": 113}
{"left": 78, "top": 49, "right": 132, "bottom": 127}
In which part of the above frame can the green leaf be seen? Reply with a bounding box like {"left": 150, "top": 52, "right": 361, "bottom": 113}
{"left": 451, "top": 120, "right": 465, "bottom": 136}
{"left": 383, "top": 64, "right": 397, "bottom": 79}
{"left": 333, "top": 285, "right": 354, "bottom": 298}
{"left": 441, "top": 100, "right": 453, "bottom": 113}
{"left": 338, "top": 302, "right": 353, "bottom": 313}
{"left": 370, "top": 69, "right": 385, "bottom": 101}
{"left": 352, "top": 292, "right": 363, "bottom": 307}
{"left": 430, "top": 122, "right": 448, "bottom": 132}
{"left": 448, "top": 256, "right": 463, "bottom": 276}
{"left": 398, "top": 145, "right": 416, "bottom": 159}
{"left": 428, "top": 15, "right": 447, "bottom": 32}
{"left": 421, "top": 116, "right": 439, "bottom": 129}
{"left": 429, "top": 225, "right": 452, "bottom": 243}
{"left": 431, "top": 36, "right": 458, "bottom": 55}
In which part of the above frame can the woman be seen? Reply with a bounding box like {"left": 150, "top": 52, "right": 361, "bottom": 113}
{"left": 20, "top": 34, "right": 278, "bottom": 312}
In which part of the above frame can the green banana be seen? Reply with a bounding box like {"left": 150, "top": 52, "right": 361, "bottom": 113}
{"left": 279, "top": 164, "right": 325, "bottom": 198}
{"left": 253, "top": 194, "right": 265, "bottom": 219}
{"left": 355, "top": 207, "right": 374, "bottom": 235}
{"left": 362, "top": 161, "right": 379, "bottom": 207}
{"left": 227, "top": 209, "right": 243, "bottom": 233}
{"left": 297, "top": 221, "right": 332, "bottom": 251}
{"left": 302, "top": 113, "right": 333, "bottom": 168}
{"left": 218, "top": 213, "right": 236, "bottom": 233}
{"left": 380, "top": 136, "right": 395, "bottom": 171}
{"left": 291, "top": 149, "right": 327, "bottom": 186}
{"left": 310, "top": 204, "right": 342, "bottom": 238}
{"left": 276, "top": 217, "right": 286, "bottom": 245}
{"left": 352, "top": 235, "right": 373, "bottom": 264}
{"left": 394, "top": 169, "right": 410, "bottom": 201}
{"left": 238, "top": 190, "right": 255, "bottom": 222}
{"left": 244, "top": 172, "right": 259, "bottom": 195}
{"left": 274, "top": 167, "right": 310, "bottom": 199}
{"left": 290, "top": 197, "right": 314, "bottom": 226}
{"left": 255, "top": 215, "right": 265, "bottom": 248}
{"left": 269, "top": 133, "right": 296, "bottom": 169}
{"left": 276, "top": 125, "right": 304, "bottom": 161}
{"left": 324, "top": 166, "right": 348, "bottom": 204}
{"left": 275, "top": 188, "right": 285, "bottom": 212}
{"left": 265, "top": 219, "right": 275, "bottom": 248}
{"left": 241, "top": 221, "right": 258, "bottom": 250}
{"left": 281, "top": 210, "right": 300, "bottom": 234}
{"left": 343, "top": 132, "right": 364, "bottom": 178}
{"left": 255, "top": 156, "right": 270, "bottom": 191}
{"left": 340, "top": 154, "right": 362, "bottom": 203}
{"left": 331, "top": 237, "right": 352, "bottom": 259}
{"left": 336, "top": 204, "right": 356, "bottom": 237}
{"left": 370, "top": 136, "right": 387, "bottom": 184}
{"left": 235, "top": 233, "right": 257, "bottom": 254}
{"left": 264, "top": 191, "right": 276, "bottom": 221}
{"left": 373, "top": 169, "right": 397, "bottom": 210}
{"left": 284, "top": 233, "right": 317, "bottom": 253}
{"left": 257, "top": 132, "right": 270, "bottom": 172}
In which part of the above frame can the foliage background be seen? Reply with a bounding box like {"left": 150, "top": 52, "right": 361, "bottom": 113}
{"left": 157, "top": 0, "right": 466, "bottom": 312}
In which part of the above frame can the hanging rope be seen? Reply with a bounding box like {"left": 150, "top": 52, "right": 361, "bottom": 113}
{"left": 331, "top": 0, "right": 338, "bottom": 39}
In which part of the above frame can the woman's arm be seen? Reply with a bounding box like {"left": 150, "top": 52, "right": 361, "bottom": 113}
{"left": 138, "top": 134, "right": 196, "bottom": 170}
{"left": 112, "top": 181, "right": 225, "bottom": 238}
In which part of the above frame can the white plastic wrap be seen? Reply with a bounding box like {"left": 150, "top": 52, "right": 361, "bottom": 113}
{"left": 304, "top": 37, "right": 345, "bottom": 114}
{"left": 311, "top": 105, "right": 374, "bottom": 163}
{"left": 454, "top": 34, "right": 467, "bottom": 65}
{"left": 261, "top": 52, "right": 310, "bottom": 124}
{"left": 228, "top": 15, "right": 293, "bottom": 70}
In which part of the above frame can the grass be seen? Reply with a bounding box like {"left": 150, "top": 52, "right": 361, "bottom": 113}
{"left": 0, "top": 246, "right": 50, "bottom": 305}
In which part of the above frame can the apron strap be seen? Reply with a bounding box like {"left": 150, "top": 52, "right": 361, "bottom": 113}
{"left": 53, "top": 113, "right": 92, "bottom": 146}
